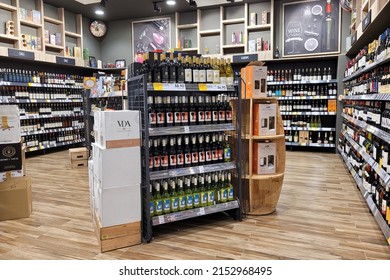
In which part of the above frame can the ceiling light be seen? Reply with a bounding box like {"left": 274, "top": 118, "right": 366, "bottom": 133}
{"left": 95, "top": 9, "right": 104, "bottom": 15}
{"left": 153, "top": 1, "right": 162, "bottom": 13}
{"left": 100, "top": 0, "right": 106, "bottom": 7}
{"left": 189, "top": 0, "right": 197, "bottom": 8}
{"left": 166, "top": 0, "right": 176, "bottom": 5}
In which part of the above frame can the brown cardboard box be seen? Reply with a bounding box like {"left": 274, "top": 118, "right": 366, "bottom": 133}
{"left": 328, "top": 100, "right": 337, "bottom": 112}
{"left": 253, "top": 103, "right": 277, "bottom": 136}
{"left": 71, "top": 160, "right": 88, "bottom": 169}
{"left": 240, "top": 65, "right": 267, "bottom": 99}
{"left": 0, "top": 176, "right": 32, "bottom": 221}
{"left": 69, "top": 147, "right": 89, "bottom": 161}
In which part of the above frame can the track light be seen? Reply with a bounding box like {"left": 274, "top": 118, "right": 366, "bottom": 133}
{"left": 153, "top": 1, "right": 162, "bottom": 13}
{"left": 189, "top": 0, "right": 197, "bottom": 8}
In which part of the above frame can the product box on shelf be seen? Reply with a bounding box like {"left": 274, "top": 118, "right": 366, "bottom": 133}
{"left": 253, "top": 103, "right": 276, "bottom": 136}
{"left": 299, "top": 131, "right": 309, "bottom": 145}
{"left": 328, "top": 100, "right": 337, "bottom": 113}
{"left": 94, "top": 110, "right": 140, "bottom": 149}
{"left": 0, "top": 144, "right": 26, "bottom": 183}
{"left": 0, "top": 176, "right": 32, "bottom": 221}
{"left": 92, "top": 143, "right": 141, "bottom": 187}
{"left": 240, "top": 64, "right": 267, "bottom": 99}
{"left": 0, "top": 105, "right": 21, "bottom": 143}
{"left": 253, "top": 142, "right": 276, "bottom": 175}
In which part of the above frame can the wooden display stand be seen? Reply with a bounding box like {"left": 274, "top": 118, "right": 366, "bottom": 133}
{"left": 241, "top": 97, "right": 285, "bottom": 215}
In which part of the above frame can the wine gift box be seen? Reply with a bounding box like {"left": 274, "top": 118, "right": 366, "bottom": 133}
{"left": 253, "top": 142, "right": 276, "bottom": 175}
{"left": 0, "top": 105, "right": 21, "bottom": 144}
{"left": 253, "top": 103, "right": 277, "bottom": 136}
{"left": 240, "top": 66, "right": 267, "bottom": 98}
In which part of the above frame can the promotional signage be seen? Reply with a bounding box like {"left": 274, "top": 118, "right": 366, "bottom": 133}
{"left": 56, "top": 56, "right": 76, "bottom": 66}
{"left": 232, "top": 54, "right": 258, "bottom": 63}
{"left": 0, "top": 142, "right": 22, "bottom": 172}
{"left": 8, "top": 48, "right": 35, "bottom": 60}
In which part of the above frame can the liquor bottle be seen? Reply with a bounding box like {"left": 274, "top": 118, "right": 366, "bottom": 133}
{"left": 317, "top": 132, "right": 322, "bottom": 144}
{"left": 220, "top": 58, "right": 227, "bottom": 85}
{"left": 204, "top": 96, "right": 212, "bottom": 125}
{"left": 148, "top": 139, "right": 154, "bottom": 171}
{"left": 218, "top": 95, "right": 226, "bottom": 123}
{"left": 172, "top": 96, "right": 181, "bottom": 126}
{"left": 185, "top": 177, "right": 194, "bottom": 209}
{"left": 155, "top": 96, "right": 165, "bottom": 127}
{"left": 189, "top": 95, "right": 197, "bottom": 125}
{"left": 227, "top": 172, "right": 234, "bottom": 201}
{"left": 177, "top": 179, "right": 186, "bottom": 211}
{"left": 153, "top": 138, "right": 161, "bottom": 171}
{"left": 192, "top": 56, "right": 200, "bottom": 83}
{"left": 162, "top": 181, "right": 171, "bottom": 214}
{"left": 148, "top": 96, "right": 157, "bottom": 128}
{"left": 199, "top": 58, "right": 207, "bottom": 83}
{"left": 223, "top": 134, "right": 231, "bottom": 162}
{"left": 329, "top": 132, "right": 334, "bottom": 143}
{"left": 211, "top": 95, "right": 219, "bottom": 124}
{"left": 225, "top": 94, "right": 233, "bottom": 123}
{"left": 226, "top": 58, "right": 234, "bottom": 86}
{"left": 205, "top": 133, "right": 212, "bottom": 164}
{"left": 199, "top": 174, "right": 208, "bottom": 207}
{"left": 168, "top": 181, "right": 178, "bottom": 213}
{"left": 168, "top": 136, "right": 177, "bottom": 169}
{"left": 213, "top": 58, "right": 220, "bottom": 84}
{"left": 168, "top": 53, "right": 177, "bottom": 83}
{"left": 382, "top": 144, "right": 389, "bottom": 172}
{"left": 197, "top": 96, "right": 205, "bottom": 125}
{"left": 206, "top": 57, "right": 214, "bottom": 83}
{"left": 207, "top": 174, "right": 215, "bottom": 206}
{"left": 191, "top": 134, "right": 199, "bottom": 166}
{"left": 149, "top": 184, "right": 155, "bottom": 217}
{"left": 165, "top": 96, "right": 174, "bottom": 127}
{"left": 324, "top": 133, "right": 329, "bottom": 144}
{"left": 177, "top": 53, "right": 185, "bottom": 83}
{"left": 142, "top": 53, "right": 153, "bottom": 83}
{"left": 216, "top": 133, "right": 224, "bottom": 163}
{"left": 219, "top": 172, "right": 228, "bottom": 203}
{"left": 274, "top": 46, "right": 280, "bottom": 59}
{"left": 184, "top": 135, "right": 192, "bottom": 167}
{"left": 160, "top": 53, "right": 170, "bottom": 83}
{"left": 215, "top": 173, "right": 222, "bottom": 203}
{"left": 180, "top": 96, "right": 189, "bottom": 126}
{"left": 192, "top": 176, "right": 200, "bottom": 208}
{"left": 211, "top": 133, "right": 219, "bottom": 163}
{"left": 176, "top": 136, "right": 184, "bottom": 168}
{"left": 160, "top": 137, "right": 169, "bottom": 170}
{"left": 184, "top": 56, "right": 192, "bottom": 83}
{"left": 152, "top": 53, "right": 161, "bottom": 83}
{"left": 322, "top": 0, "right": 336, "bottom": 52}
{"left": 198, "top": 134, "right": 206, "bottom": 165}
{"left": 154, "top": 181, "right": 163, "bottom": 216}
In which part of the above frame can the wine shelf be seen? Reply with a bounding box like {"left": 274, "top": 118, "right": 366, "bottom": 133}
{"left": 281, "top": 112, "right": 336, "bottom": 116}
{"left": 276, "top": 96, "right": 337, "bottom": 100}
{"left": 268, "top": 79, "right": 337, "bottom": 86}
{"left": 343, "top": 53, "right": 390, "bottom": 82}
{"left": 20, "top": 113, "right": 84, "bottom": 120}
{"left": 25, "top": 138, "right": 85, "bottom": 152}
{"left": 150, "top": 162, "right": 236, "bottom": 181}
{"left": 338, "top": 147, "right": 390, "bottom": 245}
{"left": 284, "top": 127, "right": 336, "bottom": 132}
{"left": 152, "top": 200, "right": 239, "bottom": 226}
{"left": 149, "top": 123, "right": 236, "bottom": 137}
{"left": 342, "top": 113, "right": 390, "bottom": 144}
{"left": 21, "top": 126, "right": 85, "bottom": 137}
{"left": 285, "top": 142, "right": 335, "bottom": 148}
{"left": 0, "top": 81, "right": 83, "bottom": 89}
{"left": 147, "top": 83, "right": 236, "bottom": 92}
{"left": 343, "top": 94, "right": 390, "bottom": 101}
{"left": 0, "top": 99, "right": 83, "bottom": 104}
{"left": 340, "top": 130, "right": 390, "bottom": 185}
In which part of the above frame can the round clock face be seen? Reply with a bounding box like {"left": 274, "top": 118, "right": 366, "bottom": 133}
{"left": 90, "top": 20, "right": 107, "bottom": 37}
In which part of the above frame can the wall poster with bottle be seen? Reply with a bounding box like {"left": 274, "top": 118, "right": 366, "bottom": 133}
{"left": 132, "top": 17, "right": 171, "bottom": 60}
{"left": 282, "top": 0, "right": 341, "bottom": 57}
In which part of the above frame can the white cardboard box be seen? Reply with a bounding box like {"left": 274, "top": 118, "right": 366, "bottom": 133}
{"left": 253, "top": 103, "right": 276, "bottom": 136}
{"left": 95, "top": 110, "right": 140, "bottom": 149}
{"left": 88, "top": 160, "right": 95, "bottom": 222}
{"left": 0, "top": 105, "right": 21, "bottom": 143}
{"left": 95, "top": 183, "right": 141, "bottom": 227}
{"left": 92, "top": 143, "right": 141, "bottom": 188}
{"left": 253, "top": 142, "right": 276, "bottom": 175}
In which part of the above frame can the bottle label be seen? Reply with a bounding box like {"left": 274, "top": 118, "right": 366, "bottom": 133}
{"left": 205, "top": 111, "right": 212, "bottom": 122}
{"left": 155, "top": 200, "right": 163, "bottom": 214}
{"left": 220, "top": 77, "right": 227, "bottom": 85}
{"left": 166, "top": 112, "right": 174, "bottom": 124}
{"left": 227, "top": 77, "right": 234, "bottom": 86}
{"left": 169, "top": 155, "right": 177, "bottom": 166}
{"left": 207, "top": 70, "right": 214, "bottom": 83}
{"left": 382, "top": 200, "right": 387, "bottom": 215}
{"left": 174, "top": 112, "right": 181, "bottom": 124}
{"left": 212, "top": 111, "right": 219, "bottom": 122}
{"left": 150, "top": 201, "right": 154, "bottom": 215}
{"left": 198, "top": 111, "right": 205, "bottom": 122}
{"left": 177, "top": 153, "right": 184, "bottom": 165}
{"left": 213, "top": 70, "right": 220, "bottom": 83}
{"left": 222, "top": 189, "right": 228, "bottom": 201}
{"left": 157, "top": 113, "right": 165, "bottom": 125}
{"left": 154, "top": 156, "right": 161, "bottom": 168}
{"left": 179, "top": 196, "right": 186, "bottom": 210}
{"left": 199, "top": 151, "right": 205, "bottom": 163}
{"left": 185, "top": 153, "right": 192, "bottom": 165}
{"left": 205, "top": 150, "right": 212, "bottom": 162}
{"left": 192, "top": 152, "right": 199, "bottom": 163}
{"left": 193, "top": 69, "right": 200, "bottom": 83}
{"left": 208, "top": 191, "right": 215, "bottom": 204}
{"left": 218, "top": 149, "right": 223, "bottom": 161}
{"left": 219, "top": 110, "right": 226, "bottom": 122}
{"left": 199, "top": 70, "right": 206, "bottom": 83}
{"left": 149, "top": 156, "right": 154, "bottom": 169}
{"left": 193, "top": 193, "right": 200, "bottom": 206}
{"left": 201, "top": 192, "right": 208, "bottom": 205}
{"left": 185, "top": 69, "right": 192, "bottom": 83}
{"left": 228, "top": 187, "right": 234, "bottom": 200}
{"left": 189, "top": 111, "right": 197, "bottom": 123}
{"left": 161, "top": 155, "right": 169, "bottom": 167}
{"left": 186, "top": 195, "right": 193, "bottom": 207}
{"left": 163, "top": 199, "right": 171, "bottom": 212}
{"left": 212, "top": 150, "right": 219, "bottom": 161}
{"left": 226, "top": 110, "right": 232, "bottom": 121}
{"left": 171, "top": 197, "right": 179, "bottom": 211}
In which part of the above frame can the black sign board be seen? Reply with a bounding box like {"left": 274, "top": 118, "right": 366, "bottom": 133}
{"left": 8, "top": 48, "right": 35, "bottom": 60}
{"left": 362, "top": 10, "right": 371, "bottom": 32}
{"left": 56, "top": 56, "right": 76, "bottom": 66}
{"left": 351, "top": 31, "right": 357, "bottom": 45}
{"left": 232, "top": 54, "right": 258, "bottom": 64}
{"left": 0, "top": 142, "right": 22, "bottom": 172}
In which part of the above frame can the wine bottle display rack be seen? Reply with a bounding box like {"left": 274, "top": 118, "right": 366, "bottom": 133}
{"left": 128, "top": 74, "right": 243, "bottom": 242}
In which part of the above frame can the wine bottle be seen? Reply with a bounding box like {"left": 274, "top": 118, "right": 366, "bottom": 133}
{"left": 170, "top": 181, "right": 179, "bottom": 213}
{"left": 154, "top": 181, "right": 163, "bottom": 216}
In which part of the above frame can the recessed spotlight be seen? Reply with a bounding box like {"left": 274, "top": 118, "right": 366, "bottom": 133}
{"left": 95, "top": 10, "right": 104, "bottom": 15}
{"left": 167, "top": 0, "right": 176, "bottom": 5}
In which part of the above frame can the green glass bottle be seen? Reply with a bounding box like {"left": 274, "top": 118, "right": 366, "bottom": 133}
{"left": 177, "top": 178, "right": 186, "bottom": 211}
{"left": 192, "top": 176, "right": 200, "bottom": 208}
{"left": 185, "top": 177, "right": 194, "bottom": 209}
{"left": 215, "top": 173, "right": 221, "bottom": 204}
{"left": 227, "top": 172, "right": 234, "bottom": 201}
{"left": 162, "top": 180, "right": 171, "bottom": 214}
{"left": 207, "top": 174, "right": 215, "bottom": 206}
{"left": 223, "top": 134, "right": 231, "bottom": 162}
{"left": 199, "top": 174, "right": 208, "bottom": 207}
{"left": 154, "top": 181, "right": 163, "bottom": 216}
{"left": 149, "top": 183, "right": 155, "bottom": 217}
{"left": 220, "top": 172, "right": 228, "bottom": 203}
{"left": 170, "top": 180, "right": 179, "bottom": 212}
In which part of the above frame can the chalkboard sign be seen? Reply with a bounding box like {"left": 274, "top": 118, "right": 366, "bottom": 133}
{"left": 283, "top": 0, "right": 340, "bottom": 57}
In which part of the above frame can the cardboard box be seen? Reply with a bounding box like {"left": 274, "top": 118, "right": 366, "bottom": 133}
{"left": 32, "top": 10, "right": 41, "bottom": 24}
{"left": 0, "top": 176, "right": 32, "bottom": 221}
{"left": 328, "top": 100, "right": 337, "bottom": 112}
{"left": 95, "top": 182, "right": 141, "bottom": 228}
{"left": 0, "top": 105, "right": 21, "bottom": 143}
{"left": 55, "top": 33, "right": 62, "bottom": 46}
{"left": 257, "top": 38, "right": 263, "bottom": 51}
{"left": 50, "top": 34, "right": 56, "bottom": 45}
{"left": 253, "top": 142, "right": 276, "bottom": 175}
{"left": 241, "top": 66, "right": 267, "bottom": 98}
{"left": 88, "top": 160, "right": 94, "bottom": 222}
{"left": 250, "top": 12, "right": 257, "bottom": 26}
{"left": 69, "top": 147, "right": 89, "bottom": 161}
{"left": 71, "top": 159, "right": 88, "bottom": 169}
{"left": 92, "top": 143, "right": 141, "bottom": 187}
{"left": 44, "top": 30, "right": 50, "bottom": 43}
{"left": 95, "top": 110, "right": 140, "bottom": 149}
{"left": 93, "top": 209, "right": 141, "bottom": 252}
{"left": 248, "top": 40, "right": 256, "bottom": 52}
{"left": 253, "top": 103, "right": 276, "bottom": 136}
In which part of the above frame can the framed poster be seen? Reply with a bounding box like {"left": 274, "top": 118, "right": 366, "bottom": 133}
{"left": 282, "top": 0, "right": 341, "bottom": 57}
{"left": 132, "top": 17, "right": 171, "bottom": 58}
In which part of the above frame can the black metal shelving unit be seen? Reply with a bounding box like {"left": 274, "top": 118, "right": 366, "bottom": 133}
{"left": 128, "top": 74, "right": 243, "bottom": 242}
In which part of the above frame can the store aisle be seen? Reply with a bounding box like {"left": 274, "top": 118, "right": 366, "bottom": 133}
{"left": 0, "top": 151, "right": 389, "bottom": 260}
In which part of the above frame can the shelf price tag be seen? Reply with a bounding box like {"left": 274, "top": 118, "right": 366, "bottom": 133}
{"left": 199, "top": 208, "right": 206, "bottom": 215}
{"left": 153, "top": 83, "right": 164, "bottom": 91}
{"left": 199, "top": 84, "right": 227, "bottom": 91}
{"left": 184, "top": 126, "right": 190, "bottom": 133}
{"left": 158, "top": 215, "right": 165, "bottom": 224}
{"left": 161, "top": 83, "right": 186, "bottom": 91}
{"left": 198, "top": 166, "right": 205, "bottom": 173}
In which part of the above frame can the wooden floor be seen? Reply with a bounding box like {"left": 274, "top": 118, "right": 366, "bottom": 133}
{"left": 0, "top": 150, "right": 389, "bottom": 259}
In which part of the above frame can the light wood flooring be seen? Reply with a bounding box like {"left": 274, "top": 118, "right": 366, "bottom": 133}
{"left": 0, "top": 150, "right": 389, "bottom": 259}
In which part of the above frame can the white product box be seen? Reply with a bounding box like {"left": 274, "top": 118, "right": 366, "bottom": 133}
{"left": 88, "top": 160, "right": 95, "bottom": 222}
{"left": 95, "top": 110, "right": 140, "bottom": 149}
{"left": 95, "top": 183, "right": 141, "bottom": 227}
{"left": 92, "top": 143, "right": 141, "bottom": 188}
{"left": 253, "top": 142, "right": 276, "bottom": 175}
{"left": 248, "top": 40, "right": 256, "bottom": 53}
{"left": 0, "top": 105, "right": 21, "bottom": 143}
{"left": 253, "top": 103, "right": 276, "bottom": 136}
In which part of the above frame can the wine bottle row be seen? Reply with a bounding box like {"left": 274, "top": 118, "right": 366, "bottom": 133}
{"left": 18, "top": 103, "right": 83, "bottom": 116}
{"left": 91, "top": 97, "right": 123, "bottom": 111}
{"left": 267, "top": 67, "right": 333, "bottom": 82}
{"left": 343, "top": 100, "right": 382, "bottom": 129}
{"left": 21, "top": 116, "right": 84, "bottom": 133}
{"left": 267, "top": 83, "right": 337, "bottom": 97}
{"left": 149, "top": 133, "right": 231, "bottom": 172}
{"left": 0, "top": 67, "right": 84, "bottom": 86}
{"left": 23, "top": 130, "right": 85, "bottom": 148}
{"left": 285, "top": 131, "right": 334, "bottom": 145}
{"left": 0, "top": 86, "right": 82, "bottom": 100}
{"left": 139, "top": 52, "right": 235, "bottom": 85}
{"left": 279, "top": 100, "right": 330, "bottom": 112}
{"left": 283, "top": 115, "right": 324, "bottom": 128}
{"left": 150, "top": 171, "right": 235, "bottom": 216}
{"left": 148, "top": 94, "right": 232, "bottom": 128}
{"left": 344, "top": 66, "right": 390, "bottom": 95}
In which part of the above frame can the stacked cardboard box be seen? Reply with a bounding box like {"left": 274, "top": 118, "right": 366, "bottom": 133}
{"left": 69, "top": 147, "right": 89, "bottom": 168}
{"left": 90, "top": 110, "right": 142, "bottom": 252}
{"left": 0, "top": 105, "right": 32, "bottom": 221}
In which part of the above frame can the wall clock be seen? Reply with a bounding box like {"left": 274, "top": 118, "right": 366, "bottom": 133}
{"left": 90, "top": 20, "right": 107, "bottom": 38}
